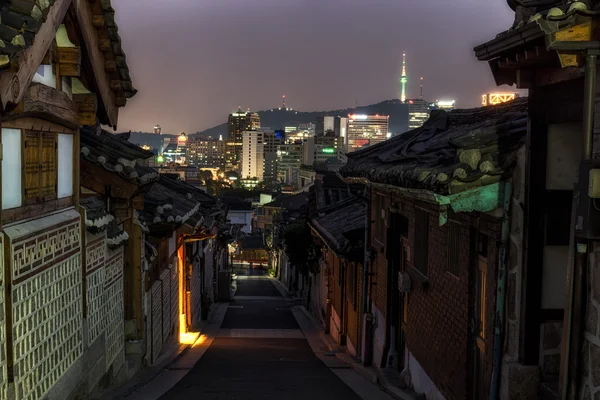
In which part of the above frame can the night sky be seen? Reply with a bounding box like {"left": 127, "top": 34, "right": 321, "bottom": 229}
{"left": 112, "top": 0, "right": 519, "bottom": 134}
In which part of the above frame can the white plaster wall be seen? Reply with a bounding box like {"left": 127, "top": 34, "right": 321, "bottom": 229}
{"left": 32, "top": 65, "right": 56, "bottom": 88}
{"left": 372, "top": 303, "right": 386, "bottom": 368}
{"left": 330, "top": 305, "right": 341, "bottom": 343}
{"left": 58, "top": 134, "right": 74, "bottom": 198}
{"left": 545, "top": 123, "right": 582, "bottom": 190}
{"left": 2, "top": 128, "right": 22, "bottom": 210}
{"left": 406, "top": 351, "right": 446, "bottom": 400}
{"left": 542, "top": 245, "right": 569, "bottom": 309}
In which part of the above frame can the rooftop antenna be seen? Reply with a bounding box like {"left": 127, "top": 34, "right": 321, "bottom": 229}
{"left": 420, "top": 77, "right": 423, "bottom": 99}
{"left": 400, "top": 51, "right": 407, "bottom": 102}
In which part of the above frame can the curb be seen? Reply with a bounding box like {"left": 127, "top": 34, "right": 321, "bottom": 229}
{"left": 295, "top": 305, "right": 421, "bottom": 400}
{"left": 97, "top": 303, "right": 227, "bottom": 400}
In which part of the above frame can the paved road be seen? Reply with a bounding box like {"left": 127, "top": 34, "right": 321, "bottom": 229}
{"left": 160, "top": 269, "right": 361, "bottom": 400}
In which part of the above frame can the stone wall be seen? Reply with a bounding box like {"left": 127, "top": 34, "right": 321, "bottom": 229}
{"left": 579, "top": 242, "right": 600, "bottom": 400}
{"left": 5, "top": 210, "right": 83, "bottom": 400}
{"left": 500, "top": 144, "right": 540, "bottom": 400}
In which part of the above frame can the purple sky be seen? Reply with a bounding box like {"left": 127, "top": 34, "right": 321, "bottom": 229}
{"left": 113, "top": 0, "right": 519, "bottom": 134}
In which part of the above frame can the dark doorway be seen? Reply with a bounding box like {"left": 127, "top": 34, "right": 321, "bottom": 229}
{"left": 468, "top": 230, "right": 488, "bottom": 400}
{"left": 387, "top": 212, "right": 409, "bottom": 370}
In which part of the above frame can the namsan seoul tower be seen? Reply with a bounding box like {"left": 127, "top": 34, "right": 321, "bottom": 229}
{"left": 400, "top": 52, "right": 407, "bottom": 103}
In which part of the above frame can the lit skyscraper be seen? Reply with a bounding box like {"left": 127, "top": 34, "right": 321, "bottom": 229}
{"left": 400, "top": 52, "right": 407, "bottom": 103}
{"left": 347, "top": 114, "right": 389, "bottom": 153}
{"left": 154, "top": 124, "right": 162, "bottom": 135}
{"left": 227, "top": 108, "right": 260, "bottom": 170}
{"left": 408, "top": 99, "right": 430, "bottom": 130}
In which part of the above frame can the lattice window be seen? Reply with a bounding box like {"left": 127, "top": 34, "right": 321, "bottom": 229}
{"left": 23, "top": 131, "right": 57, "bottom": 205}
{"left": 414, "top": 208, "right": 429, "bottom": 277}
{"left": 447, "top": 222, "right": 460, "bottom": 276}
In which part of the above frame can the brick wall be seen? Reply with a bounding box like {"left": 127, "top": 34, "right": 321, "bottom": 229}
{"left": 345, "top": 261, "right": 363, "bottom": 357}
{"left": 375, "top": 191, "right": 502, "bottom": 400}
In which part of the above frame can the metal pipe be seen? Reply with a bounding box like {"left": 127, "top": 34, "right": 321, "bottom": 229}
{"left": 583, "top": 53, "right": 597, "bottom": 160}
{"left": 489, "top": 182, "right": 512, "bottom": 400}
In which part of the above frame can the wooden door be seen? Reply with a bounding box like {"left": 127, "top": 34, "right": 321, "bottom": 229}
{"left": 469, "top": 232, "right": 488, "bottom": 400}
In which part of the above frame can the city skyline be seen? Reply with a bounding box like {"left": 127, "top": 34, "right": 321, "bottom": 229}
{"left": 112, "top": 0, "right": 521, "bottom": 134}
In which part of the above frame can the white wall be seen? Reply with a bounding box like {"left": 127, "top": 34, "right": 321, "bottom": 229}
{"left": 545, "top": 123, "right": 582, "bottom": 190}
{"left": 228, "top": 211, "right": 252, "bottom": 234}
{"left": 542, "top": 245, "right": 569, "bottom": 309}
{"left": 58, "top": 134, "right": 73, "bottom": 198}
{"left": 2, "top": 128, "right": 22, "bottom": 209}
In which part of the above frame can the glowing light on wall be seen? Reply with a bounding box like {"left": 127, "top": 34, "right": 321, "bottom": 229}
{"left": 482, "top": 93, "right": 519, "bottom": 106}
{"left": 157, "top": 155, "right": 164, "bottom": 163}
{"left": 322, "top": 148, "right": 335, "bottom": 154}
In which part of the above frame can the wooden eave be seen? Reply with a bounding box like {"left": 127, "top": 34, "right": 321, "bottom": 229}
{"left": 80, "top": 158, "right": 138, "bottom": 199}
{"left": 0, "top": 0, "right": 132, "bottom": 129}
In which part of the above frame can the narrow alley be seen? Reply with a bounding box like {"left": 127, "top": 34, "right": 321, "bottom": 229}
{"left": 143, "top": 266, "right": 394, "bottom": 400}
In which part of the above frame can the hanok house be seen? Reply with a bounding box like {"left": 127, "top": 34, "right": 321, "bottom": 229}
{"left": 79, "top": 126, "right": 159, "bottom": 377}
{"left": 475, "top": 2, "right": 600, "bottom": 399}
{"left": 0, "top": 0, "right": 135, "bottom": 398}
{"left": 341, "top": 98, "right": 528, "bottom": 400}
{"left": 308, "top": 174, "right": 366, "bottom": 358}
{"left": 139, "top": 175, "right": 227, "bottom": 363}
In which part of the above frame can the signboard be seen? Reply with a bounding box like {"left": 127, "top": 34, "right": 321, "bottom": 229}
{"left": 355, "top": 139, "right": 370, "bottom": 148}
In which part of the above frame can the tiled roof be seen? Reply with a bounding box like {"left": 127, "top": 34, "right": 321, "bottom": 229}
{"left": 80, "top": 126, "right": 158, "bottom": 185}
{"left": 475, "top": 1, "right": 599, "bottom": 60}
{"left": 341, "top": 98, "right": 528, "bottom": 195}
{"left": 310, "top": 196, "right": 366, "bottom": 256}
{"left": 80, "top": 196, "right": 113, "bottom": 233}
{"left": 264, "top": 193, "right": 308, "bottom": 210}
{"left": 139, "top": 176, "right": 220, "bottom": 232}
{"left": 107, "top": 219, "right": 128, "bottom": 249}
{"left": 0, "top": 0, "right": 136, "bottom": 98}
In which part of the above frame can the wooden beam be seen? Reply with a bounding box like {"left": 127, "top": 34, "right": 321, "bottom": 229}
{"left": 80, "top": 159, "right": 137, "bottom": 199}
{"left": 104, "top": 60, "right": 117, "bottom": 72}
{"left": 57, "top": 47, "right": 81, "bottom": 77}
{"left": 72, "top": 0, "right": 118, "bottom": 127}
{"left": 98, "top": 38, "right": 111, "bottom": 52}
{"left": 110, "top": 80, "right": 122, "bottom": 92}
{"left": 73, "top": 93, "right": 97, "bottom": 125}
{"left": 0, "top": 0, "right": 72, "bottom": 112}
{"left": 92, "top": 14, "right": 105, "bottom": 28}
{"left": 21, "top": 83, "right": 79, "bottom": 126}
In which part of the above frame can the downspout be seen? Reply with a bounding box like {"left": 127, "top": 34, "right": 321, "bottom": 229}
{"left": 561, "top": 51, "right": 597, "bottom": 400}
{"left": 490, "top": 181, "right": 512, "bottom": 400}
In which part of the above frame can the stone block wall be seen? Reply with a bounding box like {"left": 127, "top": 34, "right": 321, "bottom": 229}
{"left": 7, "top": 211, "right": 83, "bottom": 400}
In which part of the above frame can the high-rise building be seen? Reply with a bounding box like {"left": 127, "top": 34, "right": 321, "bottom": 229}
{"left": 154, "top": 124, "right": 162, "bottom": 135}
{"left": 316, "top": 116, "right": 348, "bottom": 138}
{"left": 224, "top": 140, "right": 240, "bottom": 172}
{"left": 407, "top": 99, "right": 430, "bottom": 130}
{"left": 241, "top": 130, "right": 264, "bottom": 180}
{"left": 263, "top": 130, "right": 281, "bottom": 183}
{"left": 303, "top": 135, "right": 345, "bottom": 165}
{"left": 228, "top": 108, "right": 261, "bottom": 142}
{"left": 277, "top": 143, "right": 303, "bottom": 186}
{"left": 241, "top": 130, "right": 279, "bottom": 182}
{"left": 347, "top": 114, "right": 389, "bottom": 153}
{"left": 187, "top": 136, "right": 226, "bottom": 168}
{"left": 228, "top": 108, "right": 260, "bottom": 171}
{"left": 430, "top": 100, "right": 456, "bottom": 112}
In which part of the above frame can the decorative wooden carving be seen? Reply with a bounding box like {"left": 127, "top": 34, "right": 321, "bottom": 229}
{"left": 57, "top": 47, "right": 81, "bottom": 77}
{"left": 21, "top": 83, "right": 78, "bottom": 127}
